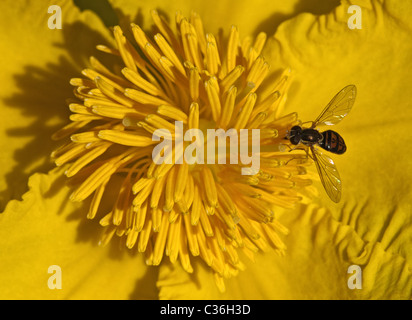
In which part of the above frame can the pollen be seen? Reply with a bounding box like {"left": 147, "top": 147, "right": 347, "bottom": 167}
{"left": 52, "top": 10, "right": 312, "bottom": 292}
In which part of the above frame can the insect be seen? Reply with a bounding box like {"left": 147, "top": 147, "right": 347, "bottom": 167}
{"left": 286, "top": 85, "right": 357, "bottom": 202}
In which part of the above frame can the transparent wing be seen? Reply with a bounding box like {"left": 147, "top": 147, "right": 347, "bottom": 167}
{"left": 313, "top": 85, "right": 357, "bottom": 127}
{"left": 310, "top": 146, "right": 342, "bottom": 203}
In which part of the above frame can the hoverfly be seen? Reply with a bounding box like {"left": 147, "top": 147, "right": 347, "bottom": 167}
{"left": 286, "top": 85, "right": 357, "bottom": 203}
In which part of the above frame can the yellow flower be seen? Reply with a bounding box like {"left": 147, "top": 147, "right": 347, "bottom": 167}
{"left": 51, "top": 6, "right": 312, "bottom": 292}
{"left": 1, "top": 0, "right": 411, "bottom": 300}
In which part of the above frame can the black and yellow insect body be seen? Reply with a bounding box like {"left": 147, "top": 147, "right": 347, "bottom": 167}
{"left": 287, "top": 85, "right": 357, "bottom": 202}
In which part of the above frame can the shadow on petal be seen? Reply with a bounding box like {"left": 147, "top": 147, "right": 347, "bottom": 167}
{"left": 0, "top": 21, "right": 114, "bottom": 210}
{"left": 252, "top": 0, "right": 341, "bottom": 36}
{"left": 129, "top": 265, "right": 160, "bottom": 299}
{"left": 73, "top": 0, "right": 119, "bottom": 27}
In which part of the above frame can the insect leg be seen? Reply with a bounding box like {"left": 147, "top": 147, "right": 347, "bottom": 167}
{"left": 285, "top": 144, "right": 305, "bottom": 152}
{"left": 284, "top": 144, "right": 310, "bottom": 165}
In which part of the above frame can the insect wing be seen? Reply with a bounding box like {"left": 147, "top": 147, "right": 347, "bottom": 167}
{"left": 310, "top": 146, "right": 342, "bottom": 202}
{"left": 313, "top": 85, "right": 356, "bottom": 127}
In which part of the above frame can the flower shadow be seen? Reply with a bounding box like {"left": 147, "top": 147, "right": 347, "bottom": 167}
{"left": 0, "top": 21, "right": 114, "bottom": 211}
{"left": 252, "top": 0, "right": 340, "bottom": 37}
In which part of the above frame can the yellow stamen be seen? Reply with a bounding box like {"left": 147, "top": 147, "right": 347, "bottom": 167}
{"left": 227, "top": 25, "right": 239, "bottom": 74}
{"left": 134, "top": 201, "right": 148, "bottom": 232}
{"left": 189, "top": 67, "right": 200, "bottom": 102}
{"left": 65, "top": 142, "right": 111, "bottom": 177}
{"left": 199, "top": 206, "right": 214, "bottom": 236}
{"left": 201, "top": 166, "right": 218, "bottom": 208}
{"left": 252, "top": 32, "right": 267, "bottom": 56}
{"left": 145, "top": 114, "right": 176, "bottom": 133}
{"left": 138, "top": 218, "right": 152, "bottom": 253}
{"left": 166, "top": 215, "right": 181, "bottom": 263}
{"left": 233, "top": 92, "right": 256, "bottom": 130}
{"left": 82, "top": 68, "right": 125, "bottom": 92}
{"left": 204, "top": 79, "right": 221, "bottom": 123}
{"left": 151, "top": 10, "right": 183, "bottom": 56}
{"left": 183, "top": 213, "right": 200, "bottom": 256}
{"left": 69, "top": 114, "right": 101, "bottom": 122}
{"left": 54, "top": 143, "right": 85, "bottom": 167}
{"left": 98, "top": 130, "right": 155, "bottom": 147}
{"left": 52, "top": 11, "right": 312, "bottom": 292}
{"left": 174, "top": 163, "right": 189, "bottom": 203}
{"left": 153, "top": 211, "right": 170, "bottom": 265}
{"left": 94, "top": 77, "right": 135, "bottom": 107}
{"left": 220, "top": 66, "right": 244, "bottom": 94}
{"left": 154, "top": 33, "right": 186, "bottom": 76}
{"left": 121, "top": 67, "right": 164, "bottom": 98}
{"left": 87, "top": 177, "right": 110, "bottom": 219}
{"left": 188, "top": 102, "right": 199, "bottom": 129}
{"left": 70, "top": 162, "right": 117, "bottom": 202}
{"left": 125, "top": 88, "right": 169, "bottom": 106}
{"left": 113, "top": 26, "right": 137, "bottom": 72}
{"left": 190, "top": 11, "right": 207, "bottom": 55}
{"left": 157, "top": 105, "right": 188, "bottom": 123}
{"left": 219, "top": 86, "right": 237, "bottom": 129}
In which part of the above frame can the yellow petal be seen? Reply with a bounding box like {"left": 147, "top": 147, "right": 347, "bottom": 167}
{"left": 0, "top": 0, "right": 113, "bottom": 209}
{"left": 264, "top": 0, "right": 412, "bottom": 267}
{"left": 158, "top": 204, "right": 411, "bottom": 299}
{"left": 3, "top": 0, "right": 410, "bottom": 300}
{"left": 109, "top": 0, "right": 341, "bottom": 36}
{"left": 158, "top": 0, "right": 412, "bottom": 299}
{"left": 0, "top": 167, "right": 158, "bottom": 299}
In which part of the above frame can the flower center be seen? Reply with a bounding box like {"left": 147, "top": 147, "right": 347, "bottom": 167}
{"left": 52, "top": 10, "right": 312, "bottom": 292}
